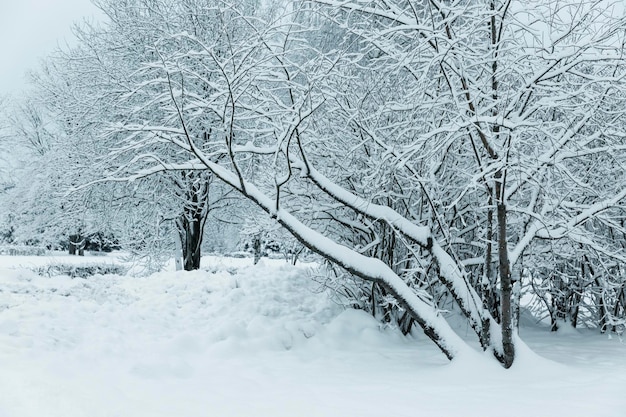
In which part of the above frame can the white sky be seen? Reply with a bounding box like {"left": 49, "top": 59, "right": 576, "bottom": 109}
{"left": 0, "top": 0, "right": 104, "bottom": 96}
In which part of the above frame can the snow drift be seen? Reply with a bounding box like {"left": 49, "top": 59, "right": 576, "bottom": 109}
{"left": 0, "top": 255, "right": 625, "bottom": 416}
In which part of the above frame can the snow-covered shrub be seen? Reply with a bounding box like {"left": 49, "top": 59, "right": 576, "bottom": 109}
{"left": 0, "top": 245, "right": 47, "bottom": 256}
{"left": 309, "top": 260, "right": 439, "bottom": 336}
{"left": 34, "top": 263, "right": 127, "bottom": 278}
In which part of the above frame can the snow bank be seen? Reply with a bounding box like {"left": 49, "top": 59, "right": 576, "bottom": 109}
{"left": 1, "top": 255, "right": 625, "bottom": 416}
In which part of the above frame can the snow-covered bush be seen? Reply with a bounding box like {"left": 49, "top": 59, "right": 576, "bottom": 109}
{"left": 0, "top": 245, "right": 47, "bottom": 256}
{"left": 34, "top": 263, "right": 127, "bottom": 278}
{"left": 310, "top": 260, "right": 442, "bottom": 336}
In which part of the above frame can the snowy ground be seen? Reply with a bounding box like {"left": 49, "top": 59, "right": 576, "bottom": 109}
{"left": 1, "top": 253, "right": 625, "bottom": 417}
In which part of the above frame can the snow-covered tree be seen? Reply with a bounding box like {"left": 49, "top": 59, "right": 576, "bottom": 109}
{"left": 297, "top": 0, "right": 626, "bottom": 367}
{"left": 26, "top": 0, "right": 626, "bottom": 368}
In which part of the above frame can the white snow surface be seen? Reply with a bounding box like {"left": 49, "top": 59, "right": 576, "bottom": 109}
{"left": 0, "top": 254, "right": 625, "bottom": 417}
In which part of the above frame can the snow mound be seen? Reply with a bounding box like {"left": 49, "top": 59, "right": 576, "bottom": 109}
{"left": 1, "top": 262, "right": 346, "bottom": 361}
{"left": 1, "top": 256, "right": 625, "bottom": 417}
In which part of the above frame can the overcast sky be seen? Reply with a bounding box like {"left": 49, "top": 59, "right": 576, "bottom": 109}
{"left": 0, "top": 0, "right": 104, "bottom": 96}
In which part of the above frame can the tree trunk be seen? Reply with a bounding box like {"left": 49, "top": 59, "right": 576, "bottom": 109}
{"left": 483, "top": 204, "right": 501, "bottom": 325}
{"left": 497, "top": 202, "right": 515, "bottom": 368}
{"left": 177, "top": 212, "right": 204, "bottom": 271}
{"left": 69, "top": 234, "right": 77, "bottom": 255}
{"left": 253, "top": 234, "right": 262, "bottom": 265}
{"left": 175, "top": 172, "right": 211, "bottom": 271}
{"left": 596, "top": 277, "right": 608, "bottom": 333}
{"left": 69, "top": 233, "right": 84, "bottom": 256}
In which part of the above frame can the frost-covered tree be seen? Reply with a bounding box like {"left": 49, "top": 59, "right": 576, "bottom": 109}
{"left": 0, "top": 95, "right": 83, "bottom": 249}
{"left": 51, "top": 0, "right": 489, "bottom": 362}
{"left": 298, "top": 0, "right": 626, "bottom": 367}
{"left": 27, "top": 0, "right": 626, "bottom": 368}
{"left": 26, "top": 1, "right": 222, "bottom": 269}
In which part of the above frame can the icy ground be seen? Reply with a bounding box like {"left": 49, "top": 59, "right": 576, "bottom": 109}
{"left": 0, "top": 254, "right": 625, "bottom": 417}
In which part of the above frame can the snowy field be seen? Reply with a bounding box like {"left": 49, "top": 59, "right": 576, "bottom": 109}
{"left": 1, "top": 253, "right": 625, "bottom": 417}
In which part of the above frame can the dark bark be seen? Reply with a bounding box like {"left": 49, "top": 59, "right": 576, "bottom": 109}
{"left": 571, "top": 260, "right": 585, "bottom": 328}
{"left": 497, "top": 202, "right": 515, "bottom": 368}
{"left": 69, "top": 234, "right": 85, "bottom": 256}
{"left": 483, "top": 204, "right": 501, "bottom": 324}
{"left": 176, "top": 173, "right": 211, "bottom": 271}
{"left": 177, "top": 212, "right": 204, "bottom": 271}
{"left": 69, "top": 236, "right": 77, "bottom": 255}
{"left": 253, "top": 235, "right": 262, "bottom": 265}
{"left": 596, "top": 276, "right": 608, "bottom": 333}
